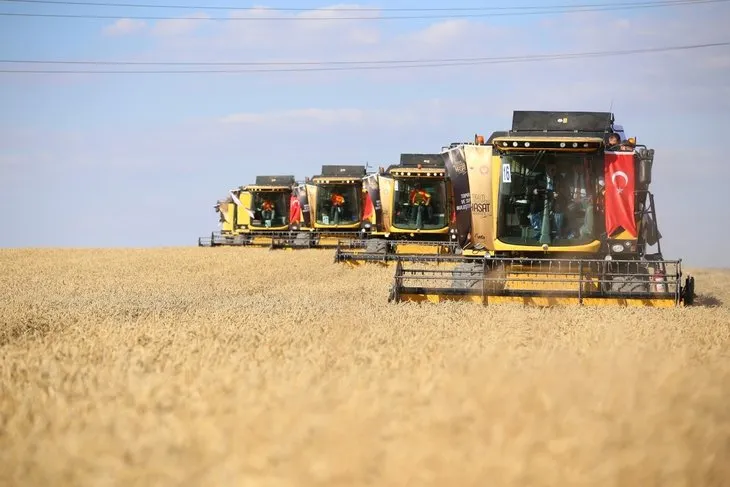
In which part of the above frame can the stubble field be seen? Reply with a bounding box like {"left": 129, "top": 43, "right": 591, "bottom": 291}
{"left": 1, "top": 247, "right": 729, "bottom": 486}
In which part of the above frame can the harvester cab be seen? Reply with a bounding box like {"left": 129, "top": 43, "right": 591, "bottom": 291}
{"left": 307, "top": 165, "right": 367, "bottom": 228}
{"left": 386, "top": 154, "right": 454, "bottom": 236}
{"left": 239, "top": 175, "right": 297, "bottom": 231}
{"left": 210, "top": 175, "right": 297, "bottom": 248}
{"left": 388, "top": 110, "right": 695, "bottom": 307}
{"left": 334, "top": 153, "right": 461, "bottom": 265}
{"left": 284, "top": 165, "right": 371, "bottom": 249}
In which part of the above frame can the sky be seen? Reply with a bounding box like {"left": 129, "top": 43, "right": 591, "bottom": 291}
{"left": 1, "top": 0, "right": 729, "bottom": 268}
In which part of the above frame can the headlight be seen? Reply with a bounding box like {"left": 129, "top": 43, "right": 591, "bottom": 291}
{"left": 364, "top": 223, "right": 371, "bottom": 229}
{"left": 292, "top": 225, "right": 298, "bottom": 231}
{"left": 611, "top": 244, "right": 624, "bottom": 253}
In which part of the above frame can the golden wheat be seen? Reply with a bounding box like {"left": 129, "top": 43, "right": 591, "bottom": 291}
{"left": 1, "top": 248, "right": 729, "bottom": 486}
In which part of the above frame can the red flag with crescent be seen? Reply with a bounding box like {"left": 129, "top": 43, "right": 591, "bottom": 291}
{"left": 362, "top": 190, "right": 375, "bottom": 221}
{"left": 289, "top": 194, "right": 301, "bottom": 224}
{"left": 604, "top": 151, "right": 637, "bottom": 237}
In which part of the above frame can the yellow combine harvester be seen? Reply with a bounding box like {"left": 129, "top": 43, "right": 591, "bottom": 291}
{"left": 200, "top": 166, "right": 374, "bottom": 249}
{"left": 334, "top": 153, "right": 462, "bottom": 264}
{"left": 280, "top": 164, "right": 371, "bottom": 249}
{"left": 388, "top": 110, "right": 695, "bottom": 307}
{"left": 199, "top": 175, "right": 297, "bottom": 247}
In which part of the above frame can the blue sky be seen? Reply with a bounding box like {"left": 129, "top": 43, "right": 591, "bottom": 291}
{"left": 1, "top": 0, "right": 729, "bottom": 268}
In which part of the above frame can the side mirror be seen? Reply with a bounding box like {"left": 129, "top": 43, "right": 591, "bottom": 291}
{"left": 637, "top": 148, "right": 654, "bottom": 186}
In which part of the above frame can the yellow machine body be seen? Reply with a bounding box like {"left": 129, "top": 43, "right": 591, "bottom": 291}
{"left": 387, "top": 110, "right": 694, "bottom": 307}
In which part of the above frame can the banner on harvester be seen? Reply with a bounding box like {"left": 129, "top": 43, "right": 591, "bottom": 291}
{"left": 377, "top": 177, "right": 395, "bottom": 230}
{"left": 604, "top": 151, "right": 637, "bottom": 237}
{"left": 294, "top": 184, "right": 311, "bottom": 226}
{"left": 464, "top": 145, "right": 494, "bottom": 248}
{"left": 289, "top": 194, "right": 302, "bottom": 225}
{"left": 363, "top": 173, "right": 381, "bottom": 225}
{"left": 443, "top": 148, "right": 472, "bottom": 247}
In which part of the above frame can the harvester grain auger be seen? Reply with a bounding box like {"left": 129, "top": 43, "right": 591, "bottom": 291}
{"left": 198, "top": 192, "right": 247, "bottom": 247}
{"left": 387, "top": 110, "right": 695, "bottom": 307}
{"left": 333, "top": 153, "right": 462, "bottom": 265}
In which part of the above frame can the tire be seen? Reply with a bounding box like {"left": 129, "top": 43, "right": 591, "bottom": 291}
{"left": 683, "top": 276, "right": 695, "bottom": 305}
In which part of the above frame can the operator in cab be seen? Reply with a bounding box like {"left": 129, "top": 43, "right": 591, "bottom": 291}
{"left": 330, "top": 191, "right": 345, "bottom": 224}
{"left": 409, "top": 183, "right": 433, "bottom": 224}
{"left": 260, "top": 198, "right": 275, "bottom": 222}
{"left": 527, "top": 161, "right": 570, "bottom": 241}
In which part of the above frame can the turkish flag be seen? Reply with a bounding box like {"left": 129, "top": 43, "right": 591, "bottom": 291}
{"left": 604, "top": 151, "right": 637, "bottom": 237}
{"left": 362, "top": 191, "right": 375, "bottom": 221}
{"left": 289, "top": 195, "right": 301, "bottom": 224}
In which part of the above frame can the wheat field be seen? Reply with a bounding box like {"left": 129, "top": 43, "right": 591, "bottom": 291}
{"left": 1, "top": 248, "right": 729, "bottom": 486}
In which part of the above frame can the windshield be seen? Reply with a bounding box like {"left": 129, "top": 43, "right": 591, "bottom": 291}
{"left": 392, "top": 178, "right": 448, "bottom": 230}
{"left": 250, "top": 190, "right": 290, "bottom": 228}
{"left": 315, "top": 184, "right": 361, "bottom": 225}
{"left": 497, "top": 152, "right": 603, "bottom": 246}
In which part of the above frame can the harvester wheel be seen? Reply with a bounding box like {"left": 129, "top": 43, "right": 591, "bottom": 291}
{"left": 451, "top": 262, "right": 483, "bottom": 289}
{"left": 366, "top": 238, "right": 388, "bottom": 255}
{"left": 683, "top": 276, "right": 695, "bottom": 305}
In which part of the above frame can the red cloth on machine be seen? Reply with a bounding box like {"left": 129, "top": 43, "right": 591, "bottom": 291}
{"left": 289, "top": 195, "right": 301, "bottom": 223}
{"left": 604, "top": 151, "right": 637, "bottom": 237}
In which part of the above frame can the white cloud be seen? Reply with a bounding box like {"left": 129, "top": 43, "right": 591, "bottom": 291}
{"left": 221, "top": 108, "right": 366, "bottom": 125}
{"left": 151, "top": 12, "right": 211, "bottom": 37}
{"left": 102, "top": 18, "right": 147, "bottom": 36}
{"left": 217, "top": 104, "right": 446, "bottom": 129}
{"left": 407, "top": 20, "right": 473, "bottom": 46}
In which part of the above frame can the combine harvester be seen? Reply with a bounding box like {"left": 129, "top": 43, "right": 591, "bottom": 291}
{"left": 334, "top": 153, "right": 463, "bottom": 265}
{"left": 199, "top": 175, "right": 298, "bottom": 247}
{"left": 200, "top": 166, "right": 376, "bottom": 249}
{"left": 388, "top": 110, "right": 695, "bottom": 307}
{"left": 270, "top": 164, "right": 372, "bottom": 249}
